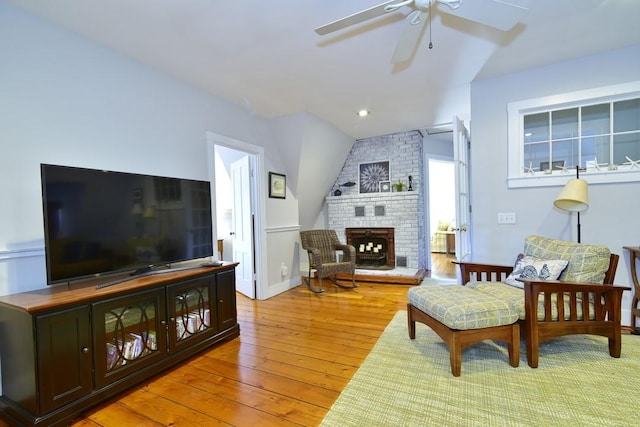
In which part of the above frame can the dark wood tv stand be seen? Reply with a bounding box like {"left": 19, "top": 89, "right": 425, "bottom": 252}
{"left": 0, "top": 263, "right": 240, "bottom": 427}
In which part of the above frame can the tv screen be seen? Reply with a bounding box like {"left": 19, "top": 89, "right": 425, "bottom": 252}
{"left": 41, "top": 164, "right": 214, "bottom": 284}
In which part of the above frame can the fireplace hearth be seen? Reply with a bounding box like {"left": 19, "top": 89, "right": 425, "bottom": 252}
{"left": 346, "top": 227, "right": 395, "bottom": 270}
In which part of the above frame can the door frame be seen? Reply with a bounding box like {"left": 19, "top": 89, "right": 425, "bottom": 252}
{"left": 206, "top": 132, "right": 267, "bottom": 300}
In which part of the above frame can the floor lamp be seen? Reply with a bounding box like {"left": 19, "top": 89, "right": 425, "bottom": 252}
{"left": 554, "top": 166, "right": 589, "bottom": 243}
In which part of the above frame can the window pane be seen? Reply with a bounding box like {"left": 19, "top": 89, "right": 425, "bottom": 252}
{"left": 613, "top": 132, "right": 640, "bottom": 165}
{"left": 524, "top": 141, "right": 548, "bottom": 171}
{"left": 582, "top": 103, "right": 610, "bottom": 136}
{"left": 581, "top": 134, "right": 597, "bottom": 162}
{"left": 614, "top": 99, "right": 640, "bottom": 132}
{"left": 552, "top": 108, "right": 578, "bottom": 139}
{"left": 591, "top": 135, "right": 611, "bottom": 164}
{"left": 551, "top": 139, "right": 579, "bottom": 168}
{"left": 524, "top": 112, "right": 549, "bottom": 143}
{"left": 581, "top": 135, "right": 610, "bottom": 165}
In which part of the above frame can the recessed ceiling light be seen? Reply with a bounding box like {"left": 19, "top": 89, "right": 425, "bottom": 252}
{"left": 357, "top": 109, "right": 370, "bottom": 117}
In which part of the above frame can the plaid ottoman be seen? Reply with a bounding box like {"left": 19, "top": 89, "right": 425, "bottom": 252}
{"left": 407, "top": 285, "right": 520, "bottom": 376}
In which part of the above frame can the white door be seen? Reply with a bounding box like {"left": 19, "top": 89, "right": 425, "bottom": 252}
{"left": 453, "top": 116, "right": 472, "bottom": 263}
{"left": 231, "top": 155, "right": 255, "bottom": 299}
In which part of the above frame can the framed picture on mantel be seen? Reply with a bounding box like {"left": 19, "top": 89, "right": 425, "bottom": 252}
{"left": 269, "top": 172, "right": 286, "bottom": 199}
{"left": 359, "top": 161, "right": 390, "bottom": 193}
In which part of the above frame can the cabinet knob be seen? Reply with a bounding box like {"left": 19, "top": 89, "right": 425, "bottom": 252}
{"left": 82, "top": 347, "right": 89, "bottom": 353}
{"left": 219, "top": 299, "right": 223, "bottom": 303}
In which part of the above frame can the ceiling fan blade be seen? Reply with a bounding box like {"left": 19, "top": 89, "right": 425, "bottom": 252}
{"left": 315, "top": 0, "right": 405, "bottom": 35}
{"left": 439, "top": 0, "right": 531, "bottom": 31}
{"left": 391, "top": 10, "right": 428, "bottom": 64}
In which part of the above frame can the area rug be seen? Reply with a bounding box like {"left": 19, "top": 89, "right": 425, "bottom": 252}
{"left": 321, "top": 311, "right": 640, "bottom": 426}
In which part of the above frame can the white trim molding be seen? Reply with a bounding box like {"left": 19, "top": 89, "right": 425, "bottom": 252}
{"left": 0, "top": 247, "right": 44, "bottom": 260}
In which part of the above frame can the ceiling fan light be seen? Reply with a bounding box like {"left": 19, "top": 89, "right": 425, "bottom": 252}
{"left": 438, "top": 0, "right": 462, "bottom": 10}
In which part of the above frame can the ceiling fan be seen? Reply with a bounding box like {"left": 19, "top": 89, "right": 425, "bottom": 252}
{"left": 315, "top": 0, "right": 531, "bottom": 64}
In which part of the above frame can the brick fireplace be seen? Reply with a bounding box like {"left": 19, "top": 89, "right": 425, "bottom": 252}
{"left": 327, "top": 191, "right": 422, "bottom": 269}
{"left": 326, "top": 130, "right": 426, "bottom": 270}
{"left": 346, "top": 227, "right": 395, "bottom": 269}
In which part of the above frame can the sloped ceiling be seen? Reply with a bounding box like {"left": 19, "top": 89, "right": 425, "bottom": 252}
{"left": 7, "top": 0, "right": 640, "bottom": 139}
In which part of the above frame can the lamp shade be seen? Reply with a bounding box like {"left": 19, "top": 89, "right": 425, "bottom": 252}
{"left": 554, "top": 178, "right": 589, "bottom": 212}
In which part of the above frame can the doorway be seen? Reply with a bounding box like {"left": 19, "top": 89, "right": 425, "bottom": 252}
{"left": 206, "top": 133, "right": 267, "bottom": 300}
{"left": 422, "top": 117, "right": 471, "bottom": 280}
{"left": 427, "top": 157, "right": 456, "bottom": 278}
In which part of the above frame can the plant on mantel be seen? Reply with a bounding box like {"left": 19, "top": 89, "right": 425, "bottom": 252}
{"left": 392, "top": 180, "right": 406, "bottom": 192}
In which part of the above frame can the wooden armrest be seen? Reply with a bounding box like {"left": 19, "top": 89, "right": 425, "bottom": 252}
{"left": 454, "top": 261, "right": 513, "bottom": 285}
{"left": 520, "top": 278, "right": 630, "bottom": 324}
{"left": 518, "top": 278, "right": 630, "bottom": 293}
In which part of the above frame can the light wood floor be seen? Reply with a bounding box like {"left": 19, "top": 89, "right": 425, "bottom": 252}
{"left": 1, "top": 256, "right": 456, "bottom": 427}
{"left": 67, "top": 285, "right": 413, "bottom": 426}
{"left": 430, "top": 252, "right": 457, "bottom": 278}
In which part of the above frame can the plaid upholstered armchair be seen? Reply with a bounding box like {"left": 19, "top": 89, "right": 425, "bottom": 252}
{"left": 300, "top": 229, "right": 357, "bottom": 293}
{"left": 456, "top": 235, "right": 628, "bottom": 368}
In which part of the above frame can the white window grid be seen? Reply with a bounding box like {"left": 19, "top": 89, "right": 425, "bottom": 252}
{"left": 507, "top": 81, "right": 640, "bottom": 188}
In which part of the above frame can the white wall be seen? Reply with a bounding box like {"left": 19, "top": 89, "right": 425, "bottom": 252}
{"left": 264, "top": 112, "right": 355, "bottom": 296}
{"left": 272, "top": 112, "right": 355, "bottom": 230}
{"left": 470, "top": 44, "right": 640, "bottom": 325}
{"left": 0, "top": 1, "right": 283, "bottom": 296}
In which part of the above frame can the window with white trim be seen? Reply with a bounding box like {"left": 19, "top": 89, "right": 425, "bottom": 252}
{"left": 507, "top": 81, "right": 640, "bottom": 188}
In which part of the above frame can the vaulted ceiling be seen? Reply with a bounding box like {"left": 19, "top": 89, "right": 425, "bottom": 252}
{"left": 8, "top": 0, "right": 640, "bottom": 139}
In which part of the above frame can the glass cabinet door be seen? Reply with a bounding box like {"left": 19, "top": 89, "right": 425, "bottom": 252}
{"left": 92, "top": 288, "right": 166, "bottom": 388}
{"left": 167, "top": 275, "right": 217, "bottom": 350}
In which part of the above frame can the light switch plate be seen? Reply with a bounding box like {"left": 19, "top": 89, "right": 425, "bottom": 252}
{"left": 498, "top": 212, "right": 516, "bottom": 224}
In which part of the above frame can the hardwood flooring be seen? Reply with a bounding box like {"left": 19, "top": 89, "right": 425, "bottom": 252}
{"left": 430, "top": 252, "right": 457, "bottom": 278}
{"left": 0, "top": 257, "right": 455, "bottom": 427}
{"left": 65, "top": 284, "right": 412, "bottom": 426}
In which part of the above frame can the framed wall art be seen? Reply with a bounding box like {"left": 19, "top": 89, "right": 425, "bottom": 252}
{"left": 359, "top": 161, "right": 390, "bottom": 193}
{"left": 269, "top": 172, "right": 286, "bottom": 199}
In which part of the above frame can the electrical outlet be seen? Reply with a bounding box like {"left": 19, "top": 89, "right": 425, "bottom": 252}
{"left": 498, "top": 212, "right": 517, "bottom": 224}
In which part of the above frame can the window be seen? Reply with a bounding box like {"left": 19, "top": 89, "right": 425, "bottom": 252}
{"left": 507, "top": 81, "right": 640, "bottom": 188}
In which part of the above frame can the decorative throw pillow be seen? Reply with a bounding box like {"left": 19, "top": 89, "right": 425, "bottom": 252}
{"left": 504, "top": 254, "right": 568, "bottom": 288}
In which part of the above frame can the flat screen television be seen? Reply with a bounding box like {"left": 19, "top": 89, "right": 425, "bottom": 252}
{"left": 41, "top": 164, "right": 214, "bottom": 285}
